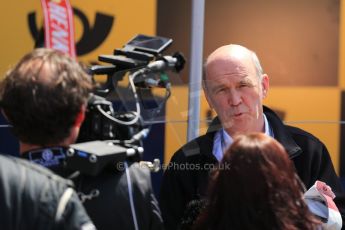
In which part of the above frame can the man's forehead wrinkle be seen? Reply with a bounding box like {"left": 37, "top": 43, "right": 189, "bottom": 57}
{"left": 212, "top": 72, "right": 248, "bottom": 81}
{"left": 204, "top": 74, "right": 251, "bottom": 86}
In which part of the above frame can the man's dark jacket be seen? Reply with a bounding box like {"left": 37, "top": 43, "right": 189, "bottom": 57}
{"left": 160, "top": 106, "right": 344, "bottom": 230}
{"left": 0, "top": 154, "right": 94, "bottom": 230}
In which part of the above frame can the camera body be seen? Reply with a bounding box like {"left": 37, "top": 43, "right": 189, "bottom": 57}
{"left": 77, "top": 34, "right": 174, "bottom": 144}
{"left": 76, "top": 94, "right": 142, "bottom": 143}
{"left": 69, "top": 34, "right": 183, "bottom": 176}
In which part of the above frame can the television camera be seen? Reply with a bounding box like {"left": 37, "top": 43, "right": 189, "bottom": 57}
{"left": 66, "top": 34, "right": 185, "bottom": 176}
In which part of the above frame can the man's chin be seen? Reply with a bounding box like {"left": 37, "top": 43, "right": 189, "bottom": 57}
{"left": 223, "top": 119, "right": 253, "bottom": 136}
{"left": 226, "top": 127, "right": 251, "bottom": 136}
{"left": 221, "top": 119, "right": 235, "bottom": 130}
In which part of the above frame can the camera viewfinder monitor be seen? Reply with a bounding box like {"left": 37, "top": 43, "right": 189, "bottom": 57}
{"left": 125, "top": 34, "right": 173, "bottom": 54}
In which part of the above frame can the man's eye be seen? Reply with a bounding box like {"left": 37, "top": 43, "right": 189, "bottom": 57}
{"left": 239, "top": 82, "right": 254, "bottom": 88}
{"left": 216, "top": 88, "right": 226, "bottom": 93}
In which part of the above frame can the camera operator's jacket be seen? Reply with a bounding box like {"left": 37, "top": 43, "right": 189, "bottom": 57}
{"left": 73, "top": 162, "right": 164, "bottom": 230}
{"left": 0, "top": 154, "right": 95, "bottom": 230}
{"left": 22, "top": 148, "right": 163, "bottom": 230}
{"left": 160, "top": 106, "right": 345, "bottom": 230}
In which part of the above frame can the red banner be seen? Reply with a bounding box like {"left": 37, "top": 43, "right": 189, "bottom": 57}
{"left": 40, "top": 0, "right": 76, "bottom": 58}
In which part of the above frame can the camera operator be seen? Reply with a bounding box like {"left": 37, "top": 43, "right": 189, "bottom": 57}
{"left": 0, "top": 153, "right": 95, "bottom": 230}
{"left": 0, "top": 48, "right": 163, "bottom": 230}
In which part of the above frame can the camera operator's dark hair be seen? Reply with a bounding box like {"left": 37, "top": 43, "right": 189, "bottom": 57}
{"left": 194, "top": 133, "right": 320, "bottom": 230}
{"left": 0, "top": 48, "right": 93, "bottom": 146}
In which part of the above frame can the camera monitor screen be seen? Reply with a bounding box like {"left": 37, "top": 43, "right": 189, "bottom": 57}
{"left": 125, "top": 34, "right": 172, "bottom": 54}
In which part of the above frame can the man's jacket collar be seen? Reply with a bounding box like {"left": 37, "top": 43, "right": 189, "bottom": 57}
{"left": 263, "top": 106, "right": 302, "bottom": 158}
{"left": 206, "top": 105, "right": 302, "bottom": 159}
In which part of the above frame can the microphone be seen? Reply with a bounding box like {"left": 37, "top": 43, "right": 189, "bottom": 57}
{"left": 146, "top": 52, "right": 185, "bottom": 73}
{"left": 133, "top": 73, "right": 171, "bottom": 89}
{"left": 131, "top": 52, "right": 184, "bottom": 89}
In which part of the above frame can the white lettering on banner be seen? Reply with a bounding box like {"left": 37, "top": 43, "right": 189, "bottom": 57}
{"left": 52, "top": 37, "right": 69, "bottom": 52}
{"left": 48, "top": 2, "right": 68, "bottom": 28}
{"left": 41, "top": 0, "right": 76, "bottom": 57}
{"left": 51, "top": 22, "right": 68, "bottom": 38}
{"left": 51, "top": 22, "right": 69, "bottom": 52}
{"left": 49, "top": 2, "right": 69, "bottom": 53}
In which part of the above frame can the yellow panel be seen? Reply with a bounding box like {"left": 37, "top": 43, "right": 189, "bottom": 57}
{"left": 164, "top": 86, "right": 188, "bottom": 164}
{"left": 0, "top": 2, "right": 41, "bottom": 77}
{"left": 71, "top": 0, "right": 157, "bottom": 62}
{"left": 164, "top": 85, "right": 214, "bottom": 164}
{"left": 0, "top": 0, "right": 156, "bottom": 78}
{"left": 264, "top": 87, "right": 340, "bottom": 173}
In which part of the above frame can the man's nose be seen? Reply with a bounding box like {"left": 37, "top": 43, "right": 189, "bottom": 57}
{"left": 228, "top": 90, "right": 241, "bottom": 106}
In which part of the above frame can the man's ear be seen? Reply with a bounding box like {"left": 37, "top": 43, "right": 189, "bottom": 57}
{"left": 74, "top": 105, "right": 86, "bottom": 128}
{"left": 261, "top": 74, "right": 269, "bottom": 99}
{"left": 203, "top": 82, "right": 213, "bottom": 110}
